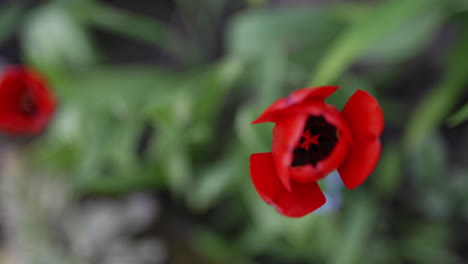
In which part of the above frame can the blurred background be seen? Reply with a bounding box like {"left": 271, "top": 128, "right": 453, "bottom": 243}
{"left": 0, "top": 0, "right": 468, "bottom": 263}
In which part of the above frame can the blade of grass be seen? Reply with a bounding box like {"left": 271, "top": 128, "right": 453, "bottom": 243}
{"left": 308, "top": 0, "right": 441, "bottom": 86}
{"left": 404, "top": 22, "right": 468, "bottom": 150}
{"left": 331, "top": 194, "right": 377, "bottom": 264}
{"left": 448, "top": 103, "right": 468, "bottom": 127}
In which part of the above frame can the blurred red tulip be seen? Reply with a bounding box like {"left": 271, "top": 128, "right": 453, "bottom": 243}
{"left": 0, "top": 66, "right": 56, "bottom": 135}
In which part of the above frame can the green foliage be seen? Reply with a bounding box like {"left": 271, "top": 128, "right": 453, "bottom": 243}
{"left": 449, "top": 103, "right": 468, "bottom": 127}
{"left": 331, "top": 195, "right": 377, "bottom": 264}
{"left": 83, "top": 3, "right": 189, "bottom": 62}
{"left": 2, "top": 0, "right": 468, "bottom": 263}
{"left": 22, "top": 4, "right": 97, "bottom": 70}
{"left": 308, "top": 0, "right": 444, "bottom": 85}
{"left": 404, "top": 19, "right": 468, "bottom": 150}
{"left": 227, "top": 7, "right": 343, "bottom": 59}
{"left": 0, "top": 2, "right": 25, "bottom": 44}
{"left": 373, "top": 143, "right": 402, "bottom": 199}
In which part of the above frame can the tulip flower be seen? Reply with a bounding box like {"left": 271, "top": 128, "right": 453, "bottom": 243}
{"left": 0, "top": 66, "right": 56, "bottom": 135}
{"left": 250, "top": 86, "right": 383, "bottom": 217}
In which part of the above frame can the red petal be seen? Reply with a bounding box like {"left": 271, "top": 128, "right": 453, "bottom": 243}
{"left": 341, "top": 90, "right": 384, "bottom": 138}
{"left": 272, "top": 114, "right": 308, "bottom": 191}
{"left": 250, "top": 152, "right": 326, "bottom": 217}
{"left": 251, "top": 97, "right": 289, "bottom": 124}
{"left": 290, "top": 85, "right": 339, "bottom": 102}
{"left": 338, "top": 139, "right": 381, "bottom": 189}
{"left": 252, "top": 86, "right": 338, "bottom": 124}
{"left": 338, "top": 90, "right": 384, "bottom": 189}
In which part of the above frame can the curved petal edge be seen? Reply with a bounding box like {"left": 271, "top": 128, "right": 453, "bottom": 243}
{"left": 338, "top": 138, "right": 381, "bottom": 189}
{"left": 252, "top": 86, "right": 339, "bottom": 124}
{"left": 341, "top": 89, "right": 384, "bottom": 138}
{"left": 272, "top": 114, "right": 309, "bottom": 191}
{"left": 250, "top": 152, "right": 326, "bottom": 217}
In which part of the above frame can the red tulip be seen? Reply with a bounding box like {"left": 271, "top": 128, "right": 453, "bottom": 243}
{"left": 250, "top": 86, "right": 384, "bottom": 217}
{"left": 0, "top": 66, "right": 56, "bottom": 135}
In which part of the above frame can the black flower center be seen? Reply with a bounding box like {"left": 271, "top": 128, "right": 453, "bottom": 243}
{"left": 19, "top": 91, "right": 37, "bottom": 116}
{"left": 291, "top": 116, "right": 338, "bottom": 167}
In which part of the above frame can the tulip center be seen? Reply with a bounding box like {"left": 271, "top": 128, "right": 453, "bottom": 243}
{"left": 19, "top": 91, "right": 37, "bottom": 116}
{"left": 291, "top": 116, "right": 338, "bottom": 167}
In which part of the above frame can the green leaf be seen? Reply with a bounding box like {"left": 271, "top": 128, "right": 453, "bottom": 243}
{"left": 401, "top": 223, "right": 461, "bottom": 264}
{"left": 332, "top": 195, "right": 377, "bottom": 264}
{"left": 242, "top": 182, "right": 290, "bottom": 238}
{"left": 189, "top": 58, "right": 244, "bottom": 142}
{"left": 308, "top": 0, "right": 442, "bottom": 85}
{"left": 235, "top": 104, "right": 273, "bottom": 154}
{"left": 68, "top": 107, "right": 162, "bottom": 194}
{"left": 156, "top": 110, "right": 193, "bottom": 196}
{"left": 409, "top": 132, "right": 448, "bottom": 185}
{"left": 166, "top": 142, "right": 192, "bottom": 196}
{"left": 193, "top": 228, "right": 258, "bottom": 264}
{"left": 404, "top": 22, "right": 468, "bottom": 150}
{"left": 366, "top": 239, "right": 400, "bottom": 264}
{"left": 227, "top": 7, "right": 343, "bottom": 59}
{"left": 75, "top": 171, "right": 162, "bottom": 194}
{"left": 256, "top": 46, "right": 287, "bottom": 106}
{"left": 373, "top": 144, "right": 402, "bottom": 198}
{"left": 448, "top": 103, "right": 468, "bottom": 127}
{"left": 63, "top": 66, "right": 184, "bottom": 107}
{"left": 187, "top": 147, "right": 244, "bottom": 212}
{"left": 362, "top": 10, "right": 444, "bottom": 63}
{"left": 329, "top": 3, "right": 372, "bottom": 23}
{"left": 193, "top": 228, "right": 236, "bottom": 261}
{"left": 22, "top": 4, "right": 97, "bottom": 69}
{"left": 453, "top": 0, "right": 468, "bottom": 13}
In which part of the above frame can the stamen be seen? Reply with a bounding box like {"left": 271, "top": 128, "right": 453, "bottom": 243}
{"left": 299, "top": 130, "right": 319, "bottom": 151}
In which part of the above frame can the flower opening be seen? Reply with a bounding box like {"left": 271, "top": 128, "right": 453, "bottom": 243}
{"left": 292, "top": 116, "right": 338, "bottom": 167}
